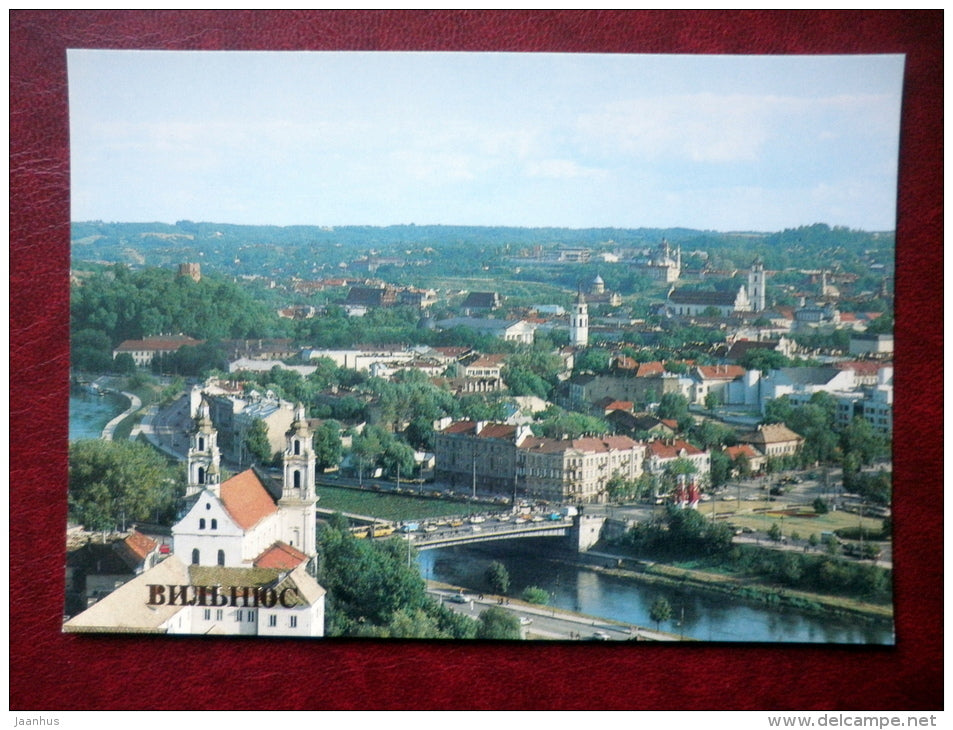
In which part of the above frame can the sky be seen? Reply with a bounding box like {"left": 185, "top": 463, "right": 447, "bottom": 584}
{"left": 68, "top": 50, "right": 905, "bottom": 232}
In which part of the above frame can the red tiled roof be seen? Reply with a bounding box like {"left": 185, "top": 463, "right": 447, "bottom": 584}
{"left": 725, "top": 445, "right": 760, "bottom": 460}
{"left": 220, "top": 469, "right": 278, "bottom": 530}
{"left": 519, "top": 435, "right": 640, "bottom": 455}
{"left": 122, "top": 530, "right": 158, "bottom": 561}
{"left": 468, "top": 354, "right": 506, "bottom": 367}
{"left": 636, "top": 361, "right": 666, "bottom": 377}
{"left": 646, "top": 439, "right": 704, "bottom": 459}
{"left": 254, "top": 541, "right": 309, "bottom": 569}
{"left": 478, "top": 423, "right": 517, "bottom": 440}
{"left": 696, "top": 365, "right": 746, "bottom": 381}
{"left": 442, "top": 421, "right": 478, "bottom": 435}
{"left": 114, "top": 335, "right": 203, "bottom": 352}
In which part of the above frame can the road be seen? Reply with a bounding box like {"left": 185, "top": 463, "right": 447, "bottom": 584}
{"left": 427, "top": 586, "right": 678, "bottom": 641}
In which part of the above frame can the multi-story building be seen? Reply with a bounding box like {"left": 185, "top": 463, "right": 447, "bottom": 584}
{"left": 112, "top": 335, "right": 204, "bottom": 367}
{"left": 643, "top": 439, "right": 711, "bottom": 482}
{"left": 433, "top": 421, "right": 531, "bottom": 494}
{"left": 737, "top": 423, "right": 804, "bottom": 460}
{"left": 517, "top": 435, "right": 647, "bottom": 504}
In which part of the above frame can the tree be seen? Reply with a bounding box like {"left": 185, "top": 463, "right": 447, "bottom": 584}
{"left": 475, "top": 607, "right": 522, "bottom": 640}
{"left": 650, "top": 597, "right": 672, "bottom": 632}
{"left": 840, "top": 416, "right": 888, "bottom": 480}
{"left": 607, "top": 474, "right": 638, "bottom": 502}
{"left": 740, "top": 348, "right": 791, "bottom": 374}
{"left": 312, "top": 420, "right": 342, "bottom": 472}
{"left": 656, "top": 392, "right": 692, "bottom": 430}
{"left": 69, "top": 439, "right": 180, "bottom": 530}
{"left": 521, "top": 586, "right": 549, "bottom": 604}
{"left": 485, "top": 561, "right": 510, "bottom": 595}
{"left": 533, "top": 407, "right": 610, "bottom": 439}
{"left": 244, "top": 419, "right": 272, "bottom": 465}
{"left": 709, "top": 449, "right": 732, "bottom": 489}
{"left": 317, "top": 518, "right": 428, "bottom": 632}
{"left": 573, "top": 347, "right": 611, "bottom": 375}
{"left": 71, "top": 328, "right": 114, "bottom": 372}
{"left": 112, "top": 352, "right": 137, "bottom": 374}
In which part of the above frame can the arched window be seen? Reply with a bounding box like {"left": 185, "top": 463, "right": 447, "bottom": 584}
{"left": 197, "top": 466, "right": 205, "bottom": 485}
{"left": 217, "top": 550, "right": 225, "bottom": 566}
{"left": 293, "top": 470, "right": 301, "bottom": 489}
{"left": 198, "top": 436, "right": 205, "bottom": 452}
{"left": 191, "top": 549, "right": 200, "bottom": 565}
{"left": 211, "top": 519, "right": 217, "bottom": 530}
{"left": 294, "top": 439, "right": 301, "bottom": 456}
{"left": 199, "top": 518, "right": 206, "bottom": 529}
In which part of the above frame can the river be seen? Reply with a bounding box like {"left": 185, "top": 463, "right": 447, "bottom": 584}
{"left": 417, "top": 542, "right": 894, "bottom": 644}
{"left": 69, "top": 391, "right": 129, "bottom": 441}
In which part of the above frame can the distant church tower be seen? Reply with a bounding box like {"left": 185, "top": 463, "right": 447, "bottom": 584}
{"left": 279, "top": 403, "right": 318, "bottom": 560}
{"left": 186, "top": 398, "right": 221, "bottom": 497}
{"left": 570, "top": 289, "right": 589, "bottom": 348}
{"left": 748, "top": 258, "right": 766, "bottom": 313}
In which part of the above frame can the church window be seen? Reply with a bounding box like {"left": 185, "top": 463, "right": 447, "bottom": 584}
{"left": 217, "top": 549, "right": 225, "bottom": 566}
{"left": 191, "top": 549, "right": 199, "bottom": 565}
{"left": 294, "top": 439, "right": 301, "bottom": 456}
{"left": 293, "top": 470, "right": 301, "bottom": 489}
{"left": 198, "top": 436, "right": 205, "bottom": 451}
{"left": 205, "top": 503, "right": 211, "bottom": 510}
{"left": 211, "top": 519, "right": 217, "bottom": 530}
{"left": 198, "top": 466, "right": 205, "bottom": 484}
{"left": 199, "top": 518, "right": 206, "bottom": 529}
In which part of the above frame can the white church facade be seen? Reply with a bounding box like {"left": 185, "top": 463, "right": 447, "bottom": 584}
{"left": 666, "top": 259, "right": 767, "bottom": 318}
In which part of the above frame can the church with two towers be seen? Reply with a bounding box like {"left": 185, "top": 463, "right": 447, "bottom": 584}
{"left": 64, "top": 400, "right": 326, "bottom": 637}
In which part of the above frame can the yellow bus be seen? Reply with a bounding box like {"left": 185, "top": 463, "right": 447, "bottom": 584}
{"left": 351, "top": 524, "right": 396, "bottom": 539}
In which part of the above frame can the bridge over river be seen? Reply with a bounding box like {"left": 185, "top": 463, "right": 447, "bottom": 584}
{"left": 405, "top": 519, "right": 573, "bottom": 550}
{"left": 316, "top": 506, "right": 604, "bottom": 553}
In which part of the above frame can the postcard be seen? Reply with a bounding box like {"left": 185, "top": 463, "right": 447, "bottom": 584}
{"left": 65, "top": 50, "right": 902, "bottom": 643}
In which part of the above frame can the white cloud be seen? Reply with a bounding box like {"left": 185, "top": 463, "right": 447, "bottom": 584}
{"left": 525, "top": 158, "right": 607, "bottom": 180}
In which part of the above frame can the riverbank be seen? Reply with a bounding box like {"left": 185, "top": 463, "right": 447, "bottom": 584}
{"left": 425, "top": 578, "right": 684, "bottom": 641}
{"left": 569, "top": 549, "right": 893, "bottom": 626}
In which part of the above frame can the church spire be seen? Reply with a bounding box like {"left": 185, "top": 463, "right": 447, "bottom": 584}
{"left": 186, "top": 397, "right": 221, "bottom": 497}
{"left": 280, "top": 403, "right": 318, "bottom": 561}
{"left": 570, "top": 284, "right": 589, "bottom": 348}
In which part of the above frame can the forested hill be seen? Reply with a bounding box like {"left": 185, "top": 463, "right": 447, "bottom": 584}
{"left": 71, "top": 220, "right": 894, "bottom": 282}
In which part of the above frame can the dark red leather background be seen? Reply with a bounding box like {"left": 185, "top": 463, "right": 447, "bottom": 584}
{"left": 10, "top": 11, "right": 942, "bottom": 710}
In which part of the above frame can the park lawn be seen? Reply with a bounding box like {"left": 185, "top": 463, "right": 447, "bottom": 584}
{"left": 316, "top": 485, "right": 508, "bottom": 523}
{"left": 710, "top": 499, "right": 885, "bottom": 538}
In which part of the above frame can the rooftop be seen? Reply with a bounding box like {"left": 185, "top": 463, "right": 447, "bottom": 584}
{"left": 220, "top": 469, "right": 278, "bottom": 530}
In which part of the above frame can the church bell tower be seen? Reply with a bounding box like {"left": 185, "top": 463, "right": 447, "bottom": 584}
{"left": 748, "top": 258, "right": 766, "bottom": 313}
{"left": 186, "top": 398, "right": 221, "bottom": 497}
{"left": 279, "top": 403, "right": 318, "bottom": 559}
{"left": 570, "top": 288, "right": 589, "bottom": 348}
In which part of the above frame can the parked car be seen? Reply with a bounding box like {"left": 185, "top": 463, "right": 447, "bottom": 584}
{"left": 448, "top": 593, "right": 468, "bottom": 604}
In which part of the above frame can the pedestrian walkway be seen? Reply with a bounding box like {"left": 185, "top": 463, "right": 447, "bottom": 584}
{"left": 100, "top": 391, "right": 141, "bottom": 440}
